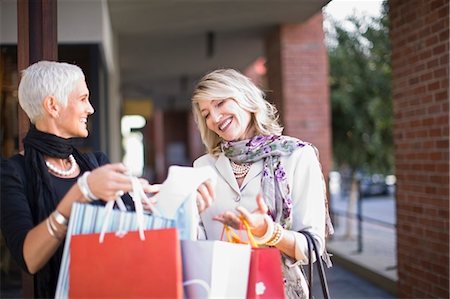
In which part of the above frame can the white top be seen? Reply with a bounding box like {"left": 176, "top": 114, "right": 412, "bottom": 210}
{"left": 193, "top": 144, "right": 326, "bottom": 264}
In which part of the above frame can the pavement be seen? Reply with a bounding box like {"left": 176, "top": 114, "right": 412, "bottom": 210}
{"left": 320, "top": 193, "right": 398, "bottom": 298}
{"left": 312, "top": 262, "right": 395, "bottom": 299}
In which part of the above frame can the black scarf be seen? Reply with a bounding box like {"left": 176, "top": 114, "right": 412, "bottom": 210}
{"left": 23, "top": 125, "right": 96, "bottom": 222}
{"left": 22, "top": 125, "right": 97, "bottom": 298}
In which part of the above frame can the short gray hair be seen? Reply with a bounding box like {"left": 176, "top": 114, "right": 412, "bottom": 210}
{"left": 191, "top": 69, "right": 283, "bottom": 155}
{"left": 18, "top": 61, "right": 85, "bottom": 123}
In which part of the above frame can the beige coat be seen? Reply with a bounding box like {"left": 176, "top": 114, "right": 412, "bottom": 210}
{"left": 194, "top": 144, "right": 328, "bottom": 298}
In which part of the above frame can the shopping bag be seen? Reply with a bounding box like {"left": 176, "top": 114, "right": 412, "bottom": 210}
{"left": 55, "top": 176, "right": 178, "bottom": 298}
{"left": 223, "top": 220, "right": 285, "bottom": 299}
{"left": 153, "top": 165, "right": 217, "bottom": 240}
{"left": 246, "top": 247, "right": 285, "bottom": 299}
{"left": 181, "top": 240, "right": 251, "bottom": 299}
{"left": 70, "top": 228, "right": 181, "bottom": 298}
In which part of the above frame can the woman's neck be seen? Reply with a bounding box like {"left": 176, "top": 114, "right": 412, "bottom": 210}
{"left": 35, "top": 120, "right": 59, "bottom": 137}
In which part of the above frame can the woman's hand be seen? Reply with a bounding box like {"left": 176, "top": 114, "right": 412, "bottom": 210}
{"left": 213, "top": 194, "right": 269, "bottom": 237}
{"left": 139, "top": 178, "right": 160, "bottom": 194}
{"left": 196, "top": 179, "right": 215, "bottom": 213}
{"left": 87, "top": 163, "right": 133, "bottom": 201}
{"left": 139, "top": 180, "right": 160, "bottom": 210}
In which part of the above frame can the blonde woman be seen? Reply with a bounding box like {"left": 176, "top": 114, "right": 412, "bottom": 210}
{"left": 192, "top": 69, "right": 333, "bottom": 298}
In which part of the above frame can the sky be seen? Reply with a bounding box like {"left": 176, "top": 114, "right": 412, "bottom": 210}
{"left": 322, "top": 0, "right": 384, "bottom": 43}
{"left": 323, "top": 0, "right": 384, "bottom": 21}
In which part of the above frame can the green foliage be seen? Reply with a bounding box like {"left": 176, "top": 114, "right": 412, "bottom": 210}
{"left": 328, "top": 1, "right": 393, "bottom": 174}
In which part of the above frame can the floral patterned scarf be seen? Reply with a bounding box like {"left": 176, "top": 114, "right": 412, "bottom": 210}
{"left": 221, "top": 135, "right": 307, "bottom": 229}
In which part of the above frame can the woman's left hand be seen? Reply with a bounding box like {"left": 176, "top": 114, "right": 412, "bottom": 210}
{"left": 213, "top": 193, "right": 269, "bottom": 237}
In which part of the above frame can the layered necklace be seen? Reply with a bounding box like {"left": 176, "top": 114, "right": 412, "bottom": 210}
{"left": 45, "top": 154, "right": 77, "bottom": 176}
{"left": 230, "top": 160, "right": 251, "bottom": 178}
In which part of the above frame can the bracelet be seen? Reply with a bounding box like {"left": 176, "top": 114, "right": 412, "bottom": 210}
{"left": 46, "top": 218, "right": 58, "bottom": 239}
{"left": 48, "top": 215, "right": 59, "bottom": 233}
{"left": 252, "top": 214, "right": 275, "bottom": 245}
{"left": 266, "top": 223, "right": 284, "bottom": 246}
{"left": 77, "top": 171, "right": 98, "bottom": 202}
{"left": 45, "top": 213, "right": 67, "bottom": 240}
{"left": 52, "top": 210, "right": 68, "bottom": 226}
{"left": 46, "top": 217, "right": 65, "bottom": 240}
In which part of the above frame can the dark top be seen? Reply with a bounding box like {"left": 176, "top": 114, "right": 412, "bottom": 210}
{"left": 0, "top": 152, "right": 133, "bottom": 298}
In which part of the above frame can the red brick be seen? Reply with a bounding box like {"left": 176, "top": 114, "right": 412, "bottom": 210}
{"left": 392, "top": 0, "right": 449, "bottom": 297}
{"left": 265, "top": 13, "right": 331, "bottom": 179}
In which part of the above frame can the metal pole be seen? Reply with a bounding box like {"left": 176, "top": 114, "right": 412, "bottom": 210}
{"left": 357, "top": 179, "right": 363, "bottom": 253}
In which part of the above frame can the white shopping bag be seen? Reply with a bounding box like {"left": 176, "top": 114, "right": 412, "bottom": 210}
{"left": 153, "top": 165, "right": 217, "bottom": 240}
{"left": 181, "top": 240, "right": 252, "bottom": 299}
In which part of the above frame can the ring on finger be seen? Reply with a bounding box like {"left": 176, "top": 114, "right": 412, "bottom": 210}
{"left": 115, "top": 190, "right": 125, "bottom": 198}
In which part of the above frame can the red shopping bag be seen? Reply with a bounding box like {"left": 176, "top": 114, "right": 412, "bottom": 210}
{"left": 247, "top": 247, "right": 285, "bottom": 299}
{"left": 223, "top": 220, "right": 285, "bottom": 299}
{"left": 69, "top": 228, "right": 182, "bottom": 299}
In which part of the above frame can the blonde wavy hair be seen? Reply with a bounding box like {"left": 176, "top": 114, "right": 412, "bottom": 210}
{"left": 191, "top": 69, "right": 283, "bottom": 155}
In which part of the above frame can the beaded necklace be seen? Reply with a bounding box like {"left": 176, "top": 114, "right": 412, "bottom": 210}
{"left": 45, "top": 154, "right": 77, "bottom": 176}
{"left": 230, "top": 160, "right": 251, "bottom": 178}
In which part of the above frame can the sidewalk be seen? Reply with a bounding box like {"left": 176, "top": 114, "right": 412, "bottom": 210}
{"left": 325, "top": 208, "right": 398, "bottom": 297}
{"left": 312, "top": 262, "right": 395, "bottom": 299}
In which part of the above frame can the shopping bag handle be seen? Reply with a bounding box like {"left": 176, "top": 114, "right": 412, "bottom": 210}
{"left": 183, "top": 279, "right": 211, "bottom": 297}
{"left": 299, "top": 230, "right": 330, "bottom": 299}
{"left": 99, "top": 176, "right": 149, "bottom": 243}
{"left": 222, "top": 218, "right": 259, "bottom": 248}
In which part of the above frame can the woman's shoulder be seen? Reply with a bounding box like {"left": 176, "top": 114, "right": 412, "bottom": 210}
{"left": 297, "top": 141, "right": 319, "bottom": 156}
{"left": 285, "top": 139, "right": 320, "bottom": 162}
{"left": 1, "top": 154, "right": 26, "bottom": 184}
{"left": 193, "top": 153, "right": 218, "bottom": 167}
{"left": 2, "top": 153, "right": 24, "bottom": 163}
{"left": 1, "top": 154, "right": 25, "bottom": 172}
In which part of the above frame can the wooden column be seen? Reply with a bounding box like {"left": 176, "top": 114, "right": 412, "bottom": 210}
{"left": 17, "top": 0, "right": 57, "bottom": 150}
{"left": 16, "top": 2, "right": 57, "bottom": 296}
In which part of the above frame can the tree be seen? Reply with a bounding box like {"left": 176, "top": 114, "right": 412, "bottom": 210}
{"left": 328, "top": 1, "right": 393, "bottom": 176}
{"left": 327, "top": 1, "right": 392, "bottom": 239}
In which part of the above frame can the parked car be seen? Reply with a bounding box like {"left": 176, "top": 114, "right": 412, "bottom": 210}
{"left": 360, "top": 173, "right": 389, "bottom": 196}
{"left": 328, "top": 170, "right": 396, "bottom": 198}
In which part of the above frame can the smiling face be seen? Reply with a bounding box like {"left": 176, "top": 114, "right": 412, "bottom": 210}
{"left": 198, "top": 98, "right": 255, "bottom": 142}
{"left": 56, "top": 79, "right": 94, "bottom": 138}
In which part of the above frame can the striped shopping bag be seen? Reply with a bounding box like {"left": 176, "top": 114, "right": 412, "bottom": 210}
{"left": 55, "top": 202, "right": 178, "bottom": 298}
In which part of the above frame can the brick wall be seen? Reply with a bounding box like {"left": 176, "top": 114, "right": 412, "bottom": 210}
{"left": 265, "top": 13, "right": 332, "bottom": 181}
{"left": 390, "top": 0, "right": 449, "bottom": 297}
